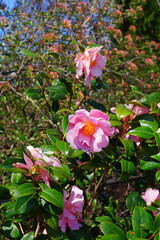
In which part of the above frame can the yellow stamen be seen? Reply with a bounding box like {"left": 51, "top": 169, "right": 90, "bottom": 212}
{"left": 90, "top": 59, "right": 96, "bottom": 67}
{"left": 82, "top": 122, "right": 95, "bottom": 136}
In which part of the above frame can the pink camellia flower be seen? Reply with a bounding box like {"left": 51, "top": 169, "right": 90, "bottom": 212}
{"left": 141, "top": 188, "right": 160, "bottom": 216}
{"left": 66, "top": 109, "right": 117, "bottom": 153}
{"left": 13, "top": 146, "right": 61, "bottom": 187}
{"left": 75, "top": 46, "right": 106, "bottom": 86}
{"left": 141, "top": 188, "right": 160, "bottom": 206}
{"left": 58, "top": 185, "right": 84, "bottom": 232}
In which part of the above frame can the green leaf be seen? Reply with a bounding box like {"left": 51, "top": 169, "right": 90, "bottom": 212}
{"left": 151, "top": 153, "right": 160, "bottom": 161}
{"left": 101, "top": 234, "right": 122, "bottom": 240}
{"left": 62, "top": 115, "right": 69, "bottom": 135}
{"left": 156, "top": 170, "right": 160, "bottom": 182}
{"left": 20, "top": 49, "right": 39, "bottom": 58}
{"left": 140, "top": 156, "right": 160, "bottom": 170}
{"left": 119, "top": 137, "right": 135, "bottom": 157}
{"left": 132, "top": 206, "right": 152, "bottom": 238}
{"left": 21, "top": 232, "right": 34, "bottom": 240}
{"left": 148, "top": 92, "right": 160, "bottom": 104}
{"left": 39, "top": 187, "right": 63, "bottom": 209}
{"left": 3, "top": 202, "right": 16, "bottom": 218}
{"left": 128, "top": 127, "right": 154, "bottom": 138}
{"left": 116, "top": 104, "right": 133, "bottom": 120}
{"left": 100, "top": 221, "right": 126, "bottom": 239}
{"left": 85, "top": 99, "right": 106, "bottom": 111}
{"left": 40, "top": 145, "right": 57, "bottom": 155}
{"left": 0, "top": 185, "right": 11, "bottom": 200}
{"left": 15, "top": 194, "right": 37, "bottom": 214}
{"left": 139, "top": 119, "right": 159, "bottom": 133}
{"left": 69, "top": 149, "right": 84, "bottom": 158}
{"left": 155, "top": 132, "right": 160, "bottom": 149}
{"left": 25, "top": 88, "right": 42, "bottom": 100}
{"left": 95, "top": 216, "right": 113, "bottom": 223}
{"left": 47, "top": 85, "right": 67, "bottom": 101}
{"left": 11, "top": 173, "right": 23, "bottom": 184}
{"left": 56, "top": 139, "right": 69, "bottom": 156}
{"left": 153, "top": 213, "right": 160, "bottom": 231}
{"left": 2, "top": 221, "right": 21, "bottom": 239}
{"left": 126, "top": 192, "right": 145, "bottom": 214}
{"left": 13, "top": 183, "right": 36, "bottom": 198}
{"left": 51, "top": 164, "right": 70, "bottom": 180}
{"left": 120, "top": 158, "right": 136, "bottom": 180}
{"left": 0, "top": 158, "right": 26, "bottom": 173}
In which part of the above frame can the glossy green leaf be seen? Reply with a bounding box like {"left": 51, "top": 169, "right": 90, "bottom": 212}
{"left": 2, "top": 221, "right": 21, "bottom": 239}
{"left": 126, "top": 192, "right": 145, "bottom": 213}
{"left": 13, "top": 183, "right": 36, "bottom": 198}
{"left": 128, "top": 126, "right": 154, "bottom": 138}
{"left": 101, "top": 234, "right": 122, "bottom": 240}
{"left": 69, "top": 148, "right": 84, "bottom": 158}
{"left": 100, "top": 221, "right": 126, "bottom": 239}
{"left": 0, "top": 158, "right": 26, "bottom": 173}
{"left": 3, "top": 202, "right": 16, "bottom": 218}
{"left": 56, "top": 139, "right": 69, "bottom": 156}
{"left": 153, "top": 213, "right": 160, "bottom": 231}
{"left": 40, "top": 145, "right": 57, "bottom": 155}
{"left": 15, "top": 194, "right": 37, "bottom": 214}
{"left": 21, "top": 231, "right": 34, "bottom": 240}
{"left": 20, "top": 49, "right": 39, "bottom": 58}
{"left": 116, "top": 104, "right": 133, "bottom": 120}
{"left": 85, "top": 99, "right": 106, "bottom": 111}
{"left": 132, "top": 206, "right": 152, "bottom": 238}
{"left": 51, "top": 164, "right": 70, "bottom": 180}
{"left": 11, "top": 173, "right": 23, "bottom": 184}
{"left": 39, "top": 187, "right": 63, "bottom": 209}
{"left": 151, "top": 153, "right": 160, "bottom": 161}
{"left": 155, "top": 132, "right": 160, "bottom": 149}
{"left": 62, "top": 115, "right": 69, "bottom": 135}
{"left": 119, "top": 137, "right": 135, "bottom": 157}
{"left": 25, "top": 88, "right": 42, "bottom": 100}
{"left": 47, "top": 85, "right": 67, "bottom": 101}
{"left": 95, "top": 216, "right": 113, "bottom": 223}
{"left": 156, "top": 170, "right": 160, "bottom": 182}
{"left": 140, "top": 156, "right": 160, "bottom": 170}
{"left": 139, "top": 119, "right": 159, "bottom": 132}
{"left": 120, "top": 158, "right": 136, "bottom": 180}
{"left": 48, "top": 52, "right": 61, "bottom": 62}
{"left": 0, "top": 185, "right": 11, "bottom": 200}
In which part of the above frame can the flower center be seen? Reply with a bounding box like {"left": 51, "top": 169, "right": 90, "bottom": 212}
{"left": 30, "top": 165, "right": 39, "bottom": 175}
{"left": 90, "top": 59, "right": 96, "bottom": 68}
{"left": 82, "top": 122, "right": 95, "bottom": 136}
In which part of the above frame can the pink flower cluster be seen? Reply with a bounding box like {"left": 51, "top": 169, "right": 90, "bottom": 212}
{"left": 13, "top": 146, "right": 61, "bottom": 187}
{"left": 75, "top": 46, "right": 106, "bottom": 86}
{"left": 58, "top": 185, "right": 84, "bottom": 232}
{"left": 0, "top": 16, "right": 9, "bottom": 27}
{"left": 62, "top": 19, "right": 72, "bottom": 28}
{"left": 66, "top": 109, "right": 117, "bottom": 153}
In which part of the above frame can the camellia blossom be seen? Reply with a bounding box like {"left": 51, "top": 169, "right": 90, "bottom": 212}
{"left": 75, "top": 46, "right": 106, "bottom": 86}
{"left": 141, "top": 188, "right": 160, "bottom": 216}
{"left": 141, "top": 188, "right": 160, "bottom": 206}
{"left": 66, "top": 109, "right": 117, "bottom": 153}
{"left": 58, "top": 185, "right": 84, "bottom": 232}
{"left": 13, "top": 146, "right": 61, "bottom": 187}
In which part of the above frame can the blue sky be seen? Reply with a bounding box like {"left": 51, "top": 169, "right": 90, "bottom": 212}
{"left": 3, "top": 0, "right": 16, "bottom": 10}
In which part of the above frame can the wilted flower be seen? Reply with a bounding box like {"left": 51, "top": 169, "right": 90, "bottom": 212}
{"left": 13, "top": 146, "right": 61, "bottom": 187}
{"left": 75, "top": 46, "right": 106, "bottom": 86}
{"left": 66, "top": 109, "right": 117, "bottom": 153}
{"left": 58, "top": 185, "right": 84, "bottom": 232}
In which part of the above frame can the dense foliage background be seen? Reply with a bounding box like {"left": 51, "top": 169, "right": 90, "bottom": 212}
{"left": 0, "top": 0, "right": 160, "bottom": 239}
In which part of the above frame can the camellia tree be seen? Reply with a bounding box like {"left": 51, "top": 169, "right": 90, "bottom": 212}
{"left": 0, "top": 0, "right": 160, "bottom": 239}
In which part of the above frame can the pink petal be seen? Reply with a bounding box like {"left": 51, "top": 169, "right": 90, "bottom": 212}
{"left": 90, "top": 109, "right": 109, "bottom": 121}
